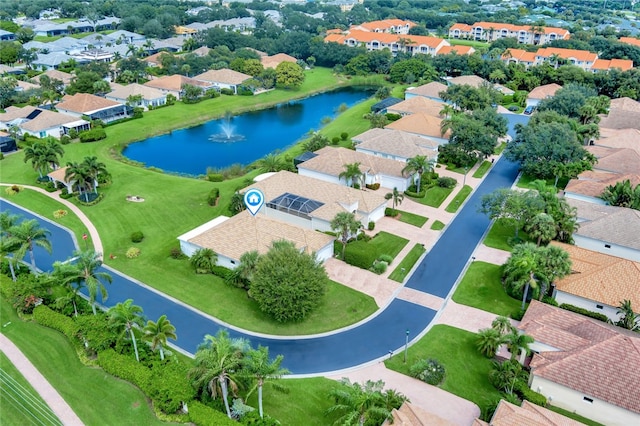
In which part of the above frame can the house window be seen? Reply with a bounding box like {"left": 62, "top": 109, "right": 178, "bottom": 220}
{"left": 230, "top": 260, "right": 236, "bottom": 265}
{"left": 583, "top": 397, "right": 593, "bottom": 404}
{"left": 604, "top": 244, "right": 611, "bottom": 249}
{"left": 596, "top": 304, "right": 603, "bottom": 309}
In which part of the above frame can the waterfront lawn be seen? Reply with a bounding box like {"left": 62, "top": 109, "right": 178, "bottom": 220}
{"left": 445, "top": 185, "right": 472, "bottom": 213}
{"left": 388, "top": 243, "right": 426, "bottom": 282}
{"left": 452, "top": 261, "right": 520, "bottom": 317}
{"left": 0, "top": 298, "right": 172, "bottom": 426}
{"left": 0, "top": 351, "right": 61, "bottom": 426}
{"left": 431, "top": 220, "right": 445, "bottom": 230}
{"left": 483, "top": 219, "right": 532, "bottom": 251}
{"left": 385, "top": 325, "right": 500, "bottom": 407}
{"left": 472, "top": 161, "right": 492, "bottom": 178}
{"left": 396, "top": 210, "right": 428, "bottom": 227}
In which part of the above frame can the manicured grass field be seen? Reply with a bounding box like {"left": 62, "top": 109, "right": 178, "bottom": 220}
{"left": 452, "top": 261, "right": 521, "bottom": 317}
{"left": 0, "top": 298, "right": 173, "bottom": 426}
{"left": 431, "top": 220, "right": 445, "bottom": 230}
{"left": 483, "top": 219, "right": 532, "bottom": 251}
{"left": 547, "top": 406, "right": 604, "bottom": 426}
{"left": 472, "top": 161, "right": 492, "bottom": 178}
{"left": 0, "top": 351, "right": 61, "bottom": 426}
{"left": 494, "top": 142, "right": 506, "bottom": 155}
{"left": 396, "top": 210, "right": 428, "bottom": 227}
{"left": 408, "top": 186, "right": 453, "bottom": 208}
{"left": 388, "top": 243, "right": 426, "bottom": 283}
{"left": 337, "top": 231, "right": 409, "bottom": 267}
{"left": 445, "top": 185, "right": 472, "bottom": 213}
{"left": 516, "top": 173, "right": 569, "bottom": 190}
{"left": 385, "top": 325, "right": 501, "bottom": 407}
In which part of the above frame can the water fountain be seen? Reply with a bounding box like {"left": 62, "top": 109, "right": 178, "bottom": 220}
{"left": 208, "top": 113, "right": 245, "bottom": 143}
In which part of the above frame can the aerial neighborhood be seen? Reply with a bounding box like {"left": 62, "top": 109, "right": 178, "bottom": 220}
{"left": 1, "top": 0, "right": 639, "bottom": 425}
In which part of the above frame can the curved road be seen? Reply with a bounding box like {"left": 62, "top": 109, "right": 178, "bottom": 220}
{"left": 0, "top": 114, "right": 527, "bottom": 375}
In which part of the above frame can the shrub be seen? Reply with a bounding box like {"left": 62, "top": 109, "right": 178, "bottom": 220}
{"left": 437, "top": 177, "right": 457, "bottom": 189}
{"left": 365, "top": 183, "right": 380, "bottom": 190}
{"left": 541, "top": 296, "right": 558, "bottom": 306}
{"left": 59, "top": 189, "right": 73, "bottom": 199}
{"left": 409, "top": 358, "right": 446, "bottom": 386}
{"left": 170, "top": 247, "right": 186, "bottom": 259}
{"left": 220, "top": 88, "right": 235, "bottom": 96}
{"left": 53, "top": 209, "right": 68, "bottom": 219}
{"left": 378, "top": 254, "right": 393, "bottom": 264}
{"left": 559, "top": 304, "right": 608, "bottom": 322}
{"left": 356, "top": 232, "right": 371, "bottom": 242}
{"left": 404, "top": 188, "right": 425, "bottom": 198}
{"left": 75, "top": 313, "right": 117, "bottom": 354}
{"left": 207, "top": 173, "right": 224, "bottom": 182}
{"left": 340, "top": 132, "right": 348, "bottom": 141}
{"left": 126, "top": 247, "right": 141, "bottom": 258}
{"left": 211, "top": 265, "right": 233, "bottom": 280}
{"left": 240, "top": 410, "right": 280, "bottom": 425}
{"left": 189, "top": 401, "right": 237, "bottom": 426}
{"left": 371, "top": 260, "right": 388, "bottom": 274}
{"left": 385, "top": 207, "right": 398, "bottom": 217}
{"left": 385, "top": 113, "right": 402, "bottom": 122}
{"left": 130, "top": 231, "right": 144, "bottom": 243}
{"left": 79, "top": 128, "right": 107, "bottom": 143}
{"left": 368, "top": 221, "right": 375, "bottom": 231}
{"left": 331, "top": 136, "right": 340, "bottom": 145}
{"left": 207, "top": 188, "right": 220, "bottom": 206}
{"left": 515, "top": 381, "right": 547, "bottom": 406}
{"left": 345, "top": 250, "right": 375, "bottom": 269}
{"left": 33, "top": 305, "right": 79, "bottom": 340}
{"left": 97, "top": 349, "right": 152, "bottom": 393}
{"left": 510, "top": 308, "right": 526, "bottom": 321}
{"left": 231, "top": 398, "right": 254, "bottom": 420}
{"left": 147, "top": 361, "right": 195, "bottom": 414}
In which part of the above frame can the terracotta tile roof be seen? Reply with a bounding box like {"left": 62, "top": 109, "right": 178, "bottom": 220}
{"left": 353, "top": 19, "right": 416, "bottom": 33}
{"left": 298, "top": 146, "right": 408, "bottom": 180}
{"left": 144, "top": 74, "right": 210, "bottom": 91}
{"left": 405, "top": 82, "right": 447, "bottom": 99}
{"left": 387, "top": 96, "right": 444, "bottom": 117}
{"left": 329, "top": 29, "right": 446, "bottom": 49}
{"left": 527, "top": 83, "right": 562, "bottom": 100}
{"left": 56, "top": 93, "right": 122, "bottom": 114}
{"left": 385, "top": 112, "right": 450, "bottom": 139}
{"left": 245, "top": 171, "right": 388, "bottom": 222}
{"left": 19, "top": 109, "right": 84, "bottom": 132}
{"left": 188, "top": 211, "right": 334, "bottom": 261}
{"left": 620, "top": 36, "right": 640, "bottom": 48}
{"left": 503, "top": 48, "right": 537, "bottom": 63}
{"left": 591, "top": 148, "right": 640, "bottom": 174}
{"left": 0, "top": 105, "right": 38, "bottom": 122}
{"left": 437, "top": 45, "right": 474, "bottom": 55}
{"left": 106, "top": 83, "right": 166, "bottom": 101}
{"left": 575, "top": 208, "right": 640, "bottom": 250}
{"left": 261, "top": 53, "right": 297, "bottom": 69}
{"left": 595, "top": 128, "right": 640, "bottom": 153}
{"left": 488, "top": 400, "right": 583, "bottom": 426}
{"left": 37, "top": 69, "right": 73, "bottom": 85}
{"left": 471, "top": 22, "right": 570, "bottom": 37}
{"left": 598, "top": 109, "right": 640, "bottom": 130}
{"left": 565, "top": 197, "right": 622, "bottom": 222}
{"left": 384, "top": 401, "right": 456, "bottom": 426}
{"left": 193, "top": 68, "right": 251, "bottom": 85}
{"left": 324, "top": 32, "right": 346, "bottom": 43}
{"left": 565, "top": 171, "right": 640, "bottom": 198}
{"left": 448, "top": 75, "right": 488, "bottom": 88}
{"left": 536, "top": 47, "right": 597, "bottom": 62}
{"left": 449, "top": 23, "right": 472, "bottom": 32}
{"left": 46, "top": 166, "right": 70, "bottom": 183}
{"left": 353, "top": 128, "right": 439, "bottom": 160}
{"left": 16, "top": 80, "right": 40, "bottom": 91}
{"left": 192, "top": 46, "right": 211, "bottom": 57}
{"left": 609, "top": 97, "right": 640, "bottom": 113}
{"left": 407, "top": 35, "right": 448, "bottom": 49}
{"left": 592, "top": 58, "right": 634, "bottom": 71}
{"left": 550, "top": 241, "right": 640, "bottom": 309}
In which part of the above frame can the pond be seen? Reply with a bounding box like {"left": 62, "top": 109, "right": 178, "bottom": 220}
{"left": 123, "top": 87, "right": 374, "bottom": 176}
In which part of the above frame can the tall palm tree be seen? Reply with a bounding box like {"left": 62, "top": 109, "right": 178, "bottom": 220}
{"left": 81, "top": 156, "right": 108, "bottom": 193}
{"left": 504, "top": 330, "right": 534, "bottom": 363}
{"left": 243, "top": 346, "right": 289, "bottom": 419}
{"left": 189, "top": 330, "right": 248, "bottom": 419}
{"left": 385, "top": 187, "right": 404, "bottom": 212}
{"left": 339, "top": 162, "right": 364, "bottom": 188}
{"left": 326, "top": 379, "right": 392, "bottom": 426}
{"left": 524, "top": 212, "right": 556, "bottom": 246}
{"left": 491, "top": 316, "right": 514, "bottom": 336}
{"left": 65, "top": 162, "right": 93, "bottom": 202}
{"left": 330, "top": 212, "right": 362, "bottom": 261}
{"left": 616, "top": 300, "right": 639, "bottom": 331}
{"left": 23, "top": 143, "right": 50, "bottom": 178}
{"left": 402, "top": 155, "right": 434, "bottom": 193}
{"left": 62, "top": 250, "right": 112, "bottom": 315}
{"left": 476, "top": 328, "right": 505, "bottom": 358}
{"left": 53, "top": 260, "right": 85, "bottom": 316}
{"left": 0, "top": 212, "right": 21, "bottom": 281}
{"left": 8, "top": 219, "right": 52, "bottom": 272}
{"left": 143, "top": 315, "right": 177, "bottom": 361}
{"left": 109, "top": 299, "right": 145, "bottom": 362}
{"left": 257, "top": 153, "right": 284, "bottom": 172}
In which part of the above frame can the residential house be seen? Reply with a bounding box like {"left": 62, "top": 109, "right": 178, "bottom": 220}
{"left": 15, "top": 80, "right": 40, "bottom": 92}
{"left": 526, "top": 83, "right": 562, "bottom": 107}
{"left": 386, "top": 96, "right": 444, "bottom": 118}
{"left": 550, "top": 241, "right": 640, "bottom": 322}
{"left": 436, "top": 45, "right": 475, "bottom": 56}
{"left": 384, "top": 112, "right": 450, "bottom": 145}
{"left": 177, "top": 211, "right": 336, "bottom": 268}
{"left": 324, "top": 29, "right": 449, "bottom": 57}
{"left": 0, "top": 65, "right": 23, "bottom": 75}
{"left": 599, "top": 97, "right": 640, "bottom": 130}
{"left": 446, "top": 75, "right": 489, "bottom": 89}
{"left": 502, "top": 48, "right": 536, "bottom": 67}
{"left": 192, "top": 46, "right": 211, "bottom": 57}
{"left": 448, "top": 21, "right": 570, "bottom": 45}
{"left": 32, "top": 52, "right": 89, "bottom": 70}
{"left": 472, "top": 400, "right": 583, "bottom": 426}
{"left": 56, "top": 93, "right": 132, "bottom": 123}
{"left": 504, "top": 47, "right": 633, "bottom": 72}
{"left": 0, "top": 131, "right": 17, "bottom": 153}
{"left": 109, "top": 30, "right": 146, "bottom": 45}
{"left": 0, "top": 106, "right": 90, "bottom": 139}
{"left": 518, "top": 301, "right": 640, "bottom": 426}
{"left": 385, "top": 402, "right": 456, "bottom": 426}
{"left": 32, "top": 69, "right": 74, "bottom": 87}
{"left": 105, "top": 83, "right": 167, "bottom": 110}
{"left": 244, "top": 171, "right": 388, "bottom": 232}
{"left": 297, "top": 146, "right": 413, "bottom": 191}
{"left": 353, "top": 128, "right": 439, "bottom": 163}
{"left": 370, "top": 97, "right": 402, "bottom": 114}
{"left": 620, "top": 36, "right": 640, "bottom": 48}
{"left": 350, "top": 19, "right": 417, "bottom": 35}
{"left": 46, "top": 166, "right": 74, "bottom": 193}
{"left": 0, "top": 30, "right": 15, "bottom": 41}
{"left": 404, "top": 82, "right": 448, "bottom": 103}
{"left": 260, "top": 53, "right": 297, "bottom": 69}
{"left": 193, "top": 69, "right": 251, "bottom": 94}
{"left": 143, "top": 75, "right": 210, "bottom": 100}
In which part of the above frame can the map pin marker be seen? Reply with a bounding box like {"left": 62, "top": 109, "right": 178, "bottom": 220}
{"left": 244, "top": 189, "right": 265, "bottom": 216}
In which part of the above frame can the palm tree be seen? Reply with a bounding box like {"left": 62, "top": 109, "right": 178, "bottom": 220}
{"left": 524, "top": 212, "right": 556, "bottom": 246}
{"left": 339, "top": 162, "right": 364, "bottom": 188}
{"left": 190, "top": 248, "right": 218, "bottom": 274}
{"left": 385, "top": 187, "right": 404, "bottom": 213}
{"left": 326, "top": 378, "right": 392, "bottom": 426}
{"left": 504, "top": 330, "right": 534, "bottom": 363}
{"left": 53, "top": 260, "right": 85, "bottom": 316}
{"left": 402, "top": 155, "right": 434, "bottom": 193}
{"left": 62, "top": 250, "right": 112, "bottom": 315}
{"left": 23, "top": 139, "right": 63, "bottom": 179}
{"left": 439, "top": 103, "right": 455, "bottom": 119}
{"left": 616, "top": 300, "right": 639, "bottom": 331}
{"left": 143, "top": 314, "right": 177, "bottom": 361}
{"left": 8, "top": 219, "right": 52, "bottom": 272}
{"left": 0, "top": 212, "right": 21, "bottom": 281}
{"left": 330, "top": 212, "right": 362, "bottom": 261}
{"left": 65, "top": 162, "right": 93, "bottom": 202}
{"left": 489, "top": 360, "right": 526, "bottom": 395}
{"left": 81, "top": 156, "right": 108, "bottom": 194}
{"left": 491, "top": 316, "right": 514, "bottom": 336}
{"left": 109, "top": 299, "right": 145, "bottom": 362}
{"left": 476, "top": 328, "right": 505, "bottom": 358}
{"left": 257, "top": 153, "right": 284, "bottom": 172}
{"left": 189, "top": 330, "right": 248, "bottom": 419}
{"left": 503, "top": 243, "right": 539, "bottom": 311}
{"left": 243, "top": 346, "right": 289, "bottom": 419}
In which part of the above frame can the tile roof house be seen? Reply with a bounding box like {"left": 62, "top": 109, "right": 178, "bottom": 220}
{"left": 32, "top": 69, "right": 74, "bottom": 86}
{"left": 599, "top": 107, "right": 640, "bottom": 131}
{"left": 193, "top": 69, "right": 251, "bottom": 94}
{"left": 56, "top": 93, "right": 132, "bottom": 123}
{"left": 297, "top": 146, "right": 414, "bottom": 191}
{"left": 384, "top": 112, "right": 450, "bottom": 144}
{"left": 404, "top": 82, "right": 448, "bottom": 103}
{"left": 324, "top": 29, "right": 449, "bottom": 57}
{"left": 436, "top": 45, "right": 475, "bottom": 56}
{"left": 350, "top": 19, "right": 417, "bottom": 35}
{"left": 260, "top": 53, "right": 297, "bottom": 69}
{"left": 473, "top": 400, "right": 583, "bottom": 426}
{"left": 609, "top": 97, "right": 640, "bottom": 113}
{"left": 446, "top": 75, "right": 488, "bottom": 89}
{"left": 384, "top": 401, "right": 456, "bottom": 426}
{"left": 550, "top": 241, "right": 640, "bottom": 322}
{"left": 619, "top": 36, "right": 640, "bottom": 48}
{"left": 105, "top": 83, "right": 167, "bottom": 110}
{"left": 177, "top": 211, "right": 335, "bottom": 269}
{"left": 386, "top": 96, "right": 444, "bottom": 118}
{"left": 0, "top": 106, "right": 90, "bottom": 139}
{"left": 244, "top": 171, "right": 388, "bottom": 232}
{"left": 353, "top": 128, "right": 439, "bottom": 162}
{"left": 526, "top": 83, "right": 562, "bottom": 107}
{"left": 519, "top": 301, "right": 640, "bottom": 426}
{"left": 143, "top": 74, "right": 210, "bottom": 100}
{"left": 449, "top": 21, "right": 570, "bottom": 45}
{"left": 504, "top": 47, "right": 632, "bottom": 72}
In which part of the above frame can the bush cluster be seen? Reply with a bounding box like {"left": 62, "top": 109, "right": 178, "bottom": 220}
{"left": 368, "top": 221, "right": 375, "bottom": 230}
{"left": 207, "top": 173, "right": 224, "bottom": 182}
{"left": 515, "top": 381, "right": 547, "bottom": 407}
{"left": 559, "top": 304, "right": 608, "bottom": 322}
{"left": 371, "top": 260, "right": 387, "bottom": 274}
{"left": 437, "top": 177, "right": 457, "bottom": 189}
{"left": 207, "top": 188, "right": 220, "bottom": 206}
{"left": 53, "top": 209, "right": 68, "bottom": 219}
{"left": 169, "top": 247, "right": 186, "bottom": 259}
{"left": 365, "top": 183, "right": 380, "bottom": 190}
{"left": 211, "top": 265, "right": 233, "bottom": 280}
{"left": 59, "top": 189, "right": 73, "bottom": 199}
{"left": 404, "top": 188, "right": 426, "bottom": 198}
{"left": 409, "top": 358, "right": 446, "bottom": 386}
{"left": 33, "top": 305, "right": 79, "bottom": 340}
{"left": 385, "top": 207, "right": 398, "bottom": 217}
{"left": 79, "top": 128, "right": 107, "bottom": 143}
{"left": 189, "top": 401, "right": 237, "bottom": 426}
{"left": 126, "top": 247, "right": 141, "bottom": 258}
{"left": 131, "top": 231, "right": 144, "bottom": 243}
{"left": 97, "top": 349, "right": 153, "bottom": 392}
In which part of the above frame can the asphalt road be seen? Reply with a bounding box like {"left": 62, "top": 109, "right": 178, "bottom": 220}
{"left": 0, "top": 114, "right": 527, "bottom": 374}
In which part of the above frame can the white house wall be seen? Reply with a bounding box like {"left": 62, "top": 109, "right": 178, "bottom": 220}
{"left": 530, "top": 376, "right": 640, "bottom": 426}
{"left": 553, "top": 290, "right": 621, "bottom": 323}
{"left": 297, "top": 168, "right": 341, "bottom": 186}
{"left": 355, "top": 147, "right": 409, "bottom": 163}
{"left": 179, "top": 239, "right": 200, "bottom": 257}
{"left": 380, "top": 174, "right": 411, "bottom": 192}
{"left": 22, "top": 126, "right": 62, "bottom": 139}
{"left": 573, "top": 235, "right": 640, "bottom": 262}
{"left": 261, "top": 207, "right": 313, "bottom": 229}
{"left": 315, "top": 242, "right": 334, "bottom": 263}
{"left": 563, "top": 191, "right": 607, "bottom": 205}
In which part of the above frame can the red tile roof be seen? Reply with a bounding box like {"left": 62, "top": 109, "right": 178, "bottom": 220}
{"left": 620, "top": 36, "right": 640, "bottom": 48}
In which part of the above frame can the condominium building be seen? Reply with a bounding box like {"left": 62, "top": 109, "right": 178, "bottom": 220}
{"left": 449, "top": 21, "right": 570, "bottom": 45}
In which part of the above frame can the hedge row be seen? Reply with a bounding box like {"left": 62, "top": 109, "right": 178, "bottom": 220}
{"left": 559, "top": 304, "right": 608, "bottom": 322}
{"left": 97, "top": 349, "right": 153, "bottom": 394}
{"left": 79, "top": 128, "right": 107, "bottom": 143}
{"left": 32, "top": 305, "right": 79, "bottom": 340}
{"left": 515, "top": 381, "right": 547, "bottom": 407}
{"left": 188, "top": 401, "right": 237, "bottom": 426}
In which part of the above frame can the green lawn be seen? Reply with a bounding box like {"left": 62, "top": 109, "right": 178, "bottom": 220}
{"left": 408, "top": 186, "right": 453, "bottom": 208}
{"left": 448, "top": 39, "right": 491, "bottom": 48}
{"left": 0, "top": 351, "right": 61, "bottom": 426}
{"left": 385, "top": 325, "right": 501, "bottom": 407}
{"left": 547, "top": 406, "right": 604, "bottom": 426}
{"left": 395, "top": 210, "right": 428, "bottom": 227}
{"left": 0, "top": 298, "right": 173, "bottom": 426}
{"left": 445, "top": 185, "right": 472, "bottom": 213}
{"left": 472, "top": 161, "right": 492, "bottom": 178}
{"left": 494, "top": 142, "right": 506, "bottom": 155}
{"left": 388, "top": 243, "right": 426, "bottom": 283}
{"left": 483, "top": 219, "right": 532, "bottom": 251}
{"left": 431, "top": 220, "right": 445, "bottom": 230}
{"left": 516, "top": 173, "right": 569, "bottom": 190}
{"left": 337, "top": 231, "right": 409, "bottom": 267}
{"left": 452, "top": 261, "right": 521, "bottom": 317}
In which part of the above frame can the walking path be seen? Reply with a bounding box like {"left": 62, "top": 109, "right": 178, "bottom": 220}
{"left": 0, "top": 334, "right": 84, "bottom": 426}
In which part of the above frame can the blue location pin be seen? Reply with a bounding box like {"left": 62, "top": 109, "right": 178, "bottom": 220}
{"left": 244, "top": 189, "right": 265, "bottom": 216}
